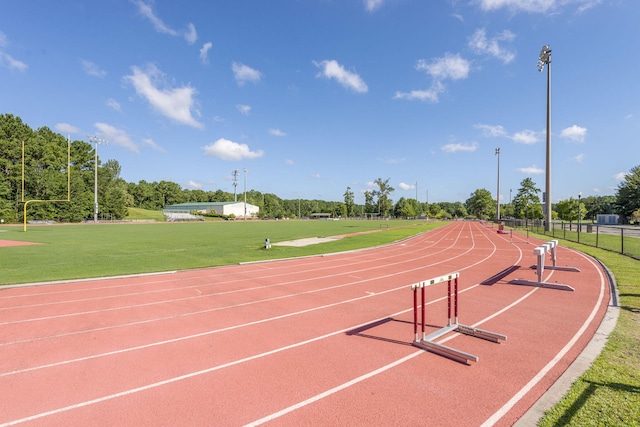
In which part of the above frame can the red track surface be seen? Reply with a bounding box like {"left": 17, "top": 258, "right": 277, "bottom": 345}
{"left": 0, "top": 221, "right": 609, "bottom": 426}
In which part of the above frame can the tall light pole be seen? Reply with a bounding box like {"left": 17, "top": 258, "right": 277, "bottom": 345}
{"left": 538, "top": 45, "right": 552, "bottom": 232}
{"left": 243, "top": 168, "right": 248, "bottom": 219}
{"left": 232, "top": 169, "right": 239, "bottom": 202}
{"left": 495, "top": 148, "right": 501, "bottom": 221}
{"left": 578, "top": 192, "right": 582, "bottom": 243}
{"left": 87, "top": 135, "right": 108, "bottom": 223}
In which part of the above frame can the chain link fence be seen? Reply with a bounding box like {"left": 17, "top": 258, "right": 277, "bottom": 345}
{"left": 500, "top": 219, "right": 640, "bottom": 260}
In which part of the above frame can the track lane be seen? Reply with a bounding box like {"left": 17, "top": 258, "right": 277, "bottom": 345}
{"left": 0, "top": 222, "right": 607, "bottom": 426}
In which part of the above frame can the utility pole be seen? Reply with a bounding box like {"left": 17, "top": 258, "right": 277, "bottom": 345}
{"left": 232, "top": 169, "right": 239, "bottom": 202}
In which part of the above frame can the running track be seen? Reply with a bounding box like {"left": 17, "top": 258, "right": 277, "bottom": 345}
{"left": 0, "top": 221, "right": 610, "bottom": 426}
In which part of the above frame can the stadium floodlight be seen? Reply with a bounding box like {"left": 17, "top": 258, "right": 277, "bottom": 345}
{"left": 538, "top": 45, "right": 552, "bottom": 232}
{"left": 87, "top": 135, "right": 109, "bottom": 223}
{"left": 495, "top": 148, "right": 500, "bottom": 221}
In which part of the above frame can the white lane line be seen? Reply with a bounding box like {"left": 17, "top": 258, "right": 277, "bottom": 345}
{"left": 480, "top": 247, "right": 607, "bottom": 426}
{"left": 0, "top": 222, "right": 520, "bottom": 426}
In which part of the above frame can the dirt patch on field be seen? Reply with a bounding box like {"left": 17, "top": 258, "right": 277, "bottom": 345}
{"left": 0, "top": 240, "right": 39, "bottom": 247}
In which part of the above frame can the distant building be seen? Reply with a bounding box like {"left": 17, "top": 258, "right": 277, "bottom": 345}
{"left": 597, "top": 214, "right": 619, "bottom": 225}
{"left": 164, "top": 202, "right": 259, "bottom": 218}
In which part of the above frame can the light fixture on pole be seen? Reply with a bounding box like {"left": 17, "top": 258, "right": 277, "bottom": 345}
{"left": 495, "top": 148, "right": 501, "bottom": 221}
{"left": 243, "top": 168, "right": 248, "bottom": 219}
{"left": 578, "top": 191, "right": 582, "bottom": 243}
{"left": 538, "top": 45, "right": 552, "bottom": 232}
{"left": 87, "top": 135, "right": 108, "bottom": 223}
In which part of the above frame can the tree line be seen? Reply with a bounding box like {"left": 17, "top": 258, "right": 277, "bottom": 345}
{"left": 1, "top": 114, "right": 639, "bottom": 223}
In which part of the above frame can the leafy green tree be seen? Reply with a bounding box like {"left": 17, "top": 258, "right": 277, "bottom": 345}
{"left": 615, "top": 165, "right": 640, "bottom": 221}
{"left": 394, "top": 197, "right": 417, "bottom": 218}
{"left": 555, "top": 197, "right": 584, "bottom": 222}
{"left": 512, "top": 178, "right": 543, "bottom": 220}
{"left": 343, "top": 186, "right": 355, "bottom": 218}
{"left": 372, "top": 177, "right": 394, "bottom": 217}
{"left": 465, "top": 188, "right": 494, "bottom": 219}
{"left": 364, "top": 190, "right": 375, "bottom": 215}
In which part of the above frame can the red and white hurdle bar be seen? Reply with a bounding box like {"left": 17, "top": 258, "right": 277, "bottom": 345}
{"left": 510, "top": 240, "right": 579, "bottom": 291}
{"left": 411, "top": 272, "right": 506, "bottom": 364}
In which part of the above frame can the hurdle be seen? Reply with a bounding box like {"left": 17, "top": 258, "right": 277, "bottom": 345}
{"left": 509, "top": 240, "right": 578, "bottom": 291}
{"left": 411, "top": 272, "right": 506, "bottom": 364}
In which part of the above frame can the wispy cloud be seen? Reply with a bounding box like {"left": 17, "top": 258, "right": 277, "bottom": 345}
{"left": 106, "top": 98, "right": 121, "bottom": 111}
{"left": 476, "top": 123, "right": 542, "bottom": 144}
{"left": 0, "top": 32, "right": 27, "bottom": 72}
{"left": 55, "top": 123, "right": 80, "bottom": 135}
{"left": 142, "top": 137, "right": 165, "bottom": 153}
{"left": 517, "top": 165, "right": 544, "bottom": 174}
{"left": 200, "top": 42, "right": 213, "bottom": 64}
{"left": 475, "top": 0, "right": 600, "bottom": 14}
{"left": 268, "top": 128, "right": 287, "bottom": 137}
{"left": 573, "top": 153, "right": 586, "bottom": 163}
{"left": 132, "top": 0, "right": 197, "bottom": 44}
{"left": 441, "top": 141, "right": 478, "bottom": 153}
{"left": 187, "top": 180, "right": 203, "bottom": 190}
{"left": 395, "top": 53, "right": 470, "bottom": 102}
{"left": 124, "top": 64, "right": 203, "bottom": 129}
{"left": 560, "top": 125, "right": 587, "bottom": 143}
{"left": 202, "top": 138, "right": 264, "bottom": 161}
{"left": 363, "top": 0, "right": 385, "bottom": 12}
{"left": 313, "top": 59, "right": 368, "bottom": 93}
{"left": 613, "top": 172, "right": 627, "bottom": 181}
{"left": 468, "top": 28, "right": 516, "bottom": 64}
{"left": 232, "top": 62, "right": 262, "bottom": 86}
{"left": 236, "top": 104, "right": 251, "bottom": 116}
{"left": 398, "top": 182, "right": 415, "bottom": 191}
{"left": 94, "top": 122, "right": 140, "bottom": 153}
{"left": 80, "top": 59, "right": 107, "bottom": 77}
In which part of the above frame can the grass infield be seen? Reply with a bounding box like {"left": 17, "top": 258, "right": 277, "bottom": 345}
{"left": 0, "top": 219, "right": 444, "bottom": 286}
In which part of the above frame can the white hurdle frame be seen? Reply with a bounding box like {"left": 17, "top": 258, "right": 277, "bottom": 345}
{"left": 510, "top": 240, "right": 579, "bottom": 291}
{"left": 411, "top": 272, "right": 506, "bottom": 364}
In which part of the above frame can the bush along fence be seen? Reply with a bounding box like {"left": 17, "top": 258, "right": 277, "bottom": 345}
{"left": 500, "top": 219, "right": 640, "bottom": 260}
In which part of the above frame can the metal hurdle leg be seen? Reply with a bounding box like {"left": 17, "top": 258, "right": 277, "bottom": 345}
{"left": 544, "top": 240, "right": 581, "bottom": 273}
{"left": 411, "top": 273, "right": 506, "bottom": 364}
{"left": 509, "top": 242, "right": 576, "bottom": 291}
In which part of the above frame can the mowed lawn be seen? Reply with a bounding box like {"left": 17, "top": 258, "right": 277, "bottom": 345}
{"left": 0, "top": 219, "right": 443, "bottom": 285}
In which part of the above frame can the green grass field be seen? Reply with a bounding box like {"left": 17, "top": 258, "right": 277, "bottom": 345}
{"left": 0, "top": 219, "right": 443, "bottom": 285}
{"left": 1, "top": 219, "right": 637, "bottom": 425}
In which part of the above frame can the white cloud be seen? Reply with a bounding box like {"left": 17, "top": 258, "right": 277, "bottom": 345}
{"left": 560, "top": 125, "right": 587, "bottom": 143}
{"left": 202, "top": 138, "right": 264, "bottom": 161}
{"left": 416, "top": 53, "right": 470, "bottom": 81}
{"left": 313, "top": 59, "right": 368, "bottom": 93}
{"left": 285, "top": 159, "right": 294, "bottom": 165}
{"left": 142, "top": 137, "right": 165, "bottom": 153}
{"left": 573, "top": 153, "right": 586, "bottom": 163}
{"left": 55, "top": 123, "right": 80, "bottom": 135}
{"left": 517, "top": 165, "right": 544, "bottom": 174}
{"left": 106, "top": 98, "right": 121, "bottom": 111}
{"left": 124, "top": 64, "right": 203, "bottom": 129}
{"left": 133, "top": 0, "right": 197, "bottom": 44}
{"left": 200, "top": 42, "right": 213, "bottom": 64}
{"left": 468, "top": 28, "right": 516, "bottom": 64}
{"left": 236, "top": 104, "right": 251, "bottom": 115}
{"left": 268, "top": 128, "right": 287, "bottom": 137}
{"left": 80, "top": 59, "right": 107, "bottom": 77}
{"left": 312, "top": 173, "right": 321, "bottom": 179}
{"left": 0, "top": 32, "right": 27, "bottom": 72}
{"left": 363, "top": 0, "right": 385, "bottom": 12}
{"left": 512, "top": 129, "right": 540, "bottom": 144}
{"left": 398, "top": 182, "right": 415, "bottom": 191}
{"left": 475, "top": 0, "right": 595, "bottom": 14}
{"left": 613, "top": 172, "right": 627, "bottom": 181}
{"left": 232, "top": 62, "right": 262, "bottom": 86}
{"left": 441, "top": 141, "right": 478, "bottom": 153}
{"left": 187, "top": 180, "right": 203, "bottom": 190}
{"left": 94, "top": 122, "right": 140, "bottom": 153}
{"left": 393, "top": 83, "right": 444, "bottom": 102}
{"left": 475, "top": 123, "right": 507, "bottom": 137}
{"left": 184, "top": 23, "right": 197, "bottom": 45}
{"left": 396, "top": 54, "right": 469, "bottom": 103}
{"left": 133, "top": 0, "right": 178, "bottom": 36}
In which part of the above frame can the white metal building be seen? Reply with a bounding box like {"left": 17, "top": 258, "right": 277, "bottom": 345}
{"left": 164, "top": 202, "right": 259, "bottom": 218}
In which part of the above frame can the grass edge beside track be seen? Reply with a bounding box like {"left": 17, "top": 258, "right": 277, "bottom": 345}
{"left": 525, "top": 232, "right": 640, "bottom": 427}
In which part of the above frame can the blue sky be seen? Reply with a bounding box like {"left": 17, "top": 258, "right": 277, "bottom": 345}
{"left": 1, "top": 0, "right": 638, "bottom": 204}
